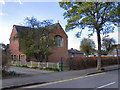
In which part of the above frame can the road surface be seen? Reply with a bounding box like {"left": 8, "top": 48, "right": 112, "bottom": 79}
{"left": 22, "top": 70, "right": 119, "bottom": 89}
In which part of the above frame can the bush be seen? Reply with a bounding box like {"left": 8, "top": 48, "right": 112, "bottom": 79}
{"left": 16, "top": 65, "right": 29, "bottom": 68}
{"left": 32, "top": 61, "right": 37, "bottom": 67}
{"left": 8, "top": 71, "right": 19, "bottom": 76}
{"left": 66, "top": 57, "right": 119, "bottom": 70}
{"left": 2, "top": 71, "right": 19, "bottom": 77}
{"left": 45, "top": 67, "right": 59, "bottom": 71}
{"left": 40, "top": 67, "right": 59, "bottom": 71}
{"left": 31, "top": 67, "right": 38, "bottom": 69}
{"left": 21, "top": 65, "right": 29, "bottom": 68}
{"left": 1, "top": 45, "right": 11, "bottom": 72}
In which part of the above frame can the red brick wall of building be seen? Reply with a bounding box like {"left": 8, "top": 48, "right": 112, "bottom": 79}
{"left": 68, "top": 53, "right": 84, "bottom": 58}
{"left": 10, "top": 27, "right": 21, "bottom": 55}
{"left": 10, "top": 26, "right": 26, "bottom": 61}
{"left": 10, "top": 23, "right": 68, "bottom": 62}
{"left": 48, "top": 24, "right": 68, "bottom": 62}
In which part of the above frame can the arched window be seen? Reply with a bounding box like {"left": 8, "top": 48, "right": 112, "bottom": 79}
{"left": 54, "top": 35, "right": 63, "bottom": 47}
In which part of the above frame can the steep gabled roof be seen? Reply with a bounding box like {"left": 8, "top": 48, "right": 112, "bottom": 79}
{"left": 12, "top": 23, "right": 68, "bottom": 38}
{"left": 13, "top": 25, "right": 30, "bottom": 33}
{"left": 56, "top": 23, "right": 68, "bottom": 38}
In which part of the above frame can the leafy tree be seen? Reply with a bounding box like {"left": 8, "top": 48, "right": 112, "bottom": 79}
{"left": 101, "top": 50, "right": 107, "bottom": 55}
{"left": 59, "top": 2, "right": 119, "bottom": 69}
{"left": 17, "top": 17, "right": 57, "bottom": 62}
{"left": 80, "top": 38, "right": 96, "bottom": 57}
{"left": 102, "top": 38, "right": 116, "bottom": 54}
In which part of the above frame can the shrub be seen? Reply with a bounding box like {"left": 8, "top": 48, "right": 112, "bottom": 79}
{"left": 39, "top": 67, "right": 59, "bottom": 71}
{"left": 31, "top": 67, "right": 38, "bottom": 69}
{"left": 32, "top": 62, "right": 37, "bottom": 67}
{"left": 1, "top": 44, "right": 11, "bottom": 72}
{"left": 2, "top": 71, "right": 19, "bottom": 78}
{"left": 16, "top": 65, "right": 21, "bottom": 67}
{"left": 66, "top": 57, "right": 119, "bottom": 70}
{"left": 8, "top": 71, "right": 19, "bottom": 76}
{"left": 45, "top": 67, "right": 59, "bottom": 71}
{"left": 21, "top": 65, "right": 29, "bottom": 68}
{"left": 16, "top": 65, "right": 29, "bottom": 68}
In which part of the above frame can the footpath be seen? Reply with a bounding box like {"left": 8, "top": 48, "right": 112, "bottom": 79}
{"left": 1, "top": 65, "right": 120, "bottom": 89}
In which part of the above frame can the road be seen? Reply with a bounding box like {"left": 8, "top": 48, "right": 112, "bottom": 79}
{"left": 22, "top": 70, "right": 119, "bottom": 89}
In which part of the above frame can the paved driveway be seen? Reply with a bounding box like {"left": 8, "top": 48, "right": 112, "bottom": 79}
{"left": 8, "top": 66, "right": 53, "bottom": 75}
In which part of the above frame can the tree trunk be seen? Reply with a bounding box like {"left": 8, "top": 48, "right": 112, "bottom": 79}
{"left": 97, "top": 30, "right": 101, "bottom": 69}
{"left": 40, "top": 55, "right": 43, "bottom": 62}
{"left": 46, "top": 55, "right": 48, "bottom": 62}
{"left": 86, "top": 54, "right": 88, "bottom": 57}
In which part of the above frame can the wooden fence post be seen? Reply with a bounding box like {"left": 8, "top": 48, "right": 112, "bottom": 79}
{"left": 11, "top": 61, "right": 13, "bottom": 65}
{"left": 116, "top": 47, "right": 119, "bottom": 65}
{"left": 20, "top": 61, "right": 21, "bottom": 66}
{"left": 57, "top": 62, "right": 59, "bottom": 70}
{"left": 38, "top": 62, "right": 40, "bottom": 67}
{"left": 47, "top": 62, "right": 48, "bottom": 68}
{"left": 31, "top": 61, "right": 33, "bottom": 67}
{"left": 60, "top": 57, "right": 63, "bottom": 71}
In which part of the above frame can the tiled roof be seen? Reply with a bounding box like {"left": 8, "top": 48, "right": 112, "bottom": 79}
{"left": 13, "top": 25, "right": 31, "bottom": 33}
{"left": 13, "top": 23, "right": 68, "bottom": 37}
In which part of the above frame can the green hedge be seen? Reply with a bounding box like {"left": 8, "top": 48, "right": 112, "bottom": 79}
{"left": 16, "top": 65, "right": 29, "bottom": 68}
{"left": 66, "top": 57, "right": 119, "bottom": 70}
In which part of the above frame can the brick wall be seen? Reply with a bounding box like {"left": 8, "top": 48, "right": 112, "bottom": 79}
{"left": 68, "top": 52, "right": 84, "bottom": 58}
{"left": 48, "top": 23, "right": 68, "bottom": 62}
{"left": 10, "top": 26, "right": 26, "bottom": 61}
{"left": 10, "top": 23, "right": 68, "bottom": 62}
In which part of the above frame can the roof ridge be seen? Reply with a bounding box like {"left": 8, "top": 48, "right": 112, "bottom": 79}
{"left": 13, "top": 22, "right": 59, "bottom": 28}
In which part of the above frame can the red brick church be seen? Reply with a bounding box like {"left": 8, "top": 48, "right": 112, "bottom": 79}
{"left": 10, "top": 23, "right": 68, "bottom": 62}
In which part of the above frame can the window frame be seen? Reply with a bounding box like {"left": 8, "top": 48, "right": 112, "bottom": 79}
{"left": 54, "top": 35, "right": 63, "bottom": 47}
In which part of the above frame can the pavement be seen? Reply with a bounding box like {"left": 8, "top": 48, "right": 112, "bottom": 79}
{"left": 1, "top": 65, "right": 120, "bottom": 89}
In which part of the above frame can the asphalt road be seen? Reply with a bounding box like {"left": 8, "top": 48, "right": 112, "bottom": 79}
{"left": 22, "top": 70, "right": 119, "bottom": 89}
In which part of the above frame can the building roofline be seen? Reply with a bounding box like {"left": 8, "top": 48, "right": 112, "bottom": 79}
{"left": 13, "top": 23, "right": 68, "bottom": 38}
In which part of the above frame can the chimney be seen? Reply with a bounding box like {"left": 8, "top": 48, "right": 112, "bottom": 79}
{"left": 71, "top": 48, "right": 73, "bottom": 50}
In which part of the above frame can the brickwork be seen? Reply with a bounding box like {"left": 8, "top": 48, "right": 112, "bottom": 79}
{"left": 10, "top": 26, "right": 26, "bottom": 61}
{"left": 68, "top": 48, "right": 84, "bottom": 58}
{"left": 10, "top": 23, "right": 68, "bottom": 62}
{"left": 68, "top": 53, "right": 84, "bottom": 58}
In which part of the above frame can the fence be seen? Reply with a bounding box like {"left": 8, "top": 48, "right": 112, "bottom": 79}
{"left": 11, "top": 61, "right": 60, "bottom": 70}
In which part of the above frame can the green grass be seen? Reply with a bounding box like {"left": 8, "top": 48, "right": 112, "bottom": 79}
{"left": 39, "top": 67, "right": 59, "bottom": 72}
{"left": 16, "top": 65, "right": 29, "bottom": 68}
{"left": 59, "top": 63, "right": 69, "bottom": 71}
{"left": 15, "top": 64, "right": 59, "bottom": 72}
{"left": 31, "top": 67, "right": 39, "bottom": 69}
{"left": 96, "top": 68, "right": 105, "bottom": 71}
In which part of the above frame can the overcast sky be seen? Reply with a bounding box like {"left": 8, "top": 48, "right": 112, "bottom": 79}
{"left": 0, "top": 1, "right": 118, "bottom": 50}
